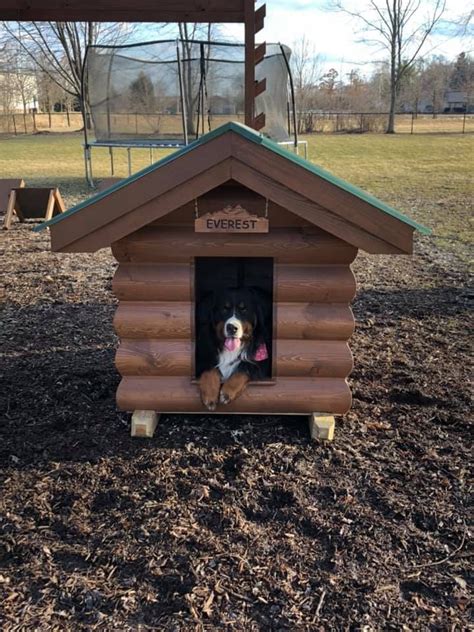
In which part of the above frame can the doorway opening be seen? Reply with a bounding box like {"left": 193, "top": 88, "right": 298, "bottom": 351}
{"left": 194, "top": 257, "right": 273, "bottom": 379}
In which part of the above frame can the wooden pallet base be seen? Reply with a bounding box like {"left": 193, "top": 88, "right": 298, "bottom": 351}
{"left": 131, "top": 410, "right": 159, "bottom": 438}
{"left": 309, "top": 413, "right": 335, "bottom": 441}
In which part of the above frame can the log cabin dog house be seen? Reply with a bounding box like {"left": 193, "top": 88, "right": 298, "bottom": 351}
{"left": 37, "top": 122, "right": 429, "bottom": 439}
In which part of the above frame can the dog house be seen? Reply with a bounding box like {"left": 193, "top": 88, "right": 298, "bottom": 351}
{"left": 37, "top": 122, "right": 429, "bottom": 438}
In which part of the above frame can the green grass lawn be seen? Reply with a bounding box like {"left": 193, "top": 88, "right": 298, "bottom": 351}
{"left": 1, "top": 131, "right": 472, "bottom": 259}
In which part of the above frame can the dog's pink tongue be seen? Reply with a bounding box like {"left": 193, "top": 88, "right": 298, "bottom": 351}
{"left": 225, "top": 337, "right": 241, "bottom": 352}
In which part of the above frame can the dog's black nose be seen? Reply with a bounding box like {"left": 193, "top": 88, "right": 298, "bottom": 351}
{"left": 226, "top": 323, "right": 238, "bottom": 335}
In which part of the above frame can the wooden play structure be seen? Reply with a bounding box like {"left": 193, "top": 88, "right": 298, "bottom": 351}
{"left": 3, "top": 186, "right": 65, "bottom": 230}
{"left": 36, "top": 123, "right": 429, "bottom": 439}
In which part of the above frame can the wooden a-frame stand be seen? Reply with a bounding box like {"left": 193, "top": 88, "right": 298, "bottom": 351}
{"left": 3, "top": 187, "right": 65, "bottom": 230}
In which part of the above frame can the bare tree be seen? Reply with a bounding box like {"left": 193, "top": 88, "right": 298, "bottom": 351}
{"left": 1, "top": 21, "right": 136, "bottom": 111}
{"left": 178, "top": 23, "right": 218, "bottom": 137}
{"left": 291, "top": 35, "right": 322, "bottom": 132}
{"left": 329, "top": 0, "right": 446, "bottom": 132}
{"left": 421, "top": 56, "right": 450, "bottom": 116}
{"left": 343, "top": 68, "right": 376, "bottom": 112}
{"left": 398, "top": 58, "right": 424, "bottom": 114}
{"left": 292, "top": 35, "right": 321, "bottom": 94}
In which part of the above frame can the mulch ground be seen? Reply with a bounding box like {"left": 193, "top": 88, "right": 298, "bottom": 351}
{"left": 0, "top": 215, "right": 471, "bottom": 630}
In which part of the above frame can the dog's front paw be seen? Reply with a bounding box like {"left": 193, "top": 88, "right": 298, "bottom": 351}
{"left": 219, "top": 390, "right": 231, "bottom": 405}
{"left": 199, "top": 369, "right": 221, "bottom": 412}
{"left": 220, "top": 372, "right": 249, "bottom": 405}
{"left": 203, "top": 398, "right": 217, "bottom": 411}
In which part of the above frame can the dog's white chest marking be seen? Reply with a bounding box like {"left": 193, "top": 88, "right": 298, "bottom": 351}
{"left": 217, "top": 347, "right": 245, "bottom": 381}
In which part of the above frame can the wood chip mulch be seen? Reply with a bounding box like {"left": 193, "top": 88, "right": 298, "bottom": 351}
{"left": 0, "top": 221, "right": 471, "bottom": 630}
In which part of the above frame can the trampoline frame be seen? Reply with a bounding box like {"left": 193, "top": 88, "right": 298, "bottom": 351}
{"left": 82, "top": 38, "right": 300, "bottom": 187}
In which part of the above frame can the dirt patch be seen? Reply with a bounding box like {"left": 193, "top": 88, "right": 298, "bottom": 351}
{"left": 0, "top": 218, "right": 471, "bottom": 630}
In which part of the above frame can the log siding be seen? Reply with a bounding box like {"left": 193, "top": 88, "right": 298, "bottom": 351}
{"left": 113, "top": 224, "right": 356, "bottom": 414}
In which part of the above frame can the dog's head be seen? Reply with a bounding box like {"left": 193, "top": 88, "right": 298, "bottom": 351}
{"left": 199, "top": 287, "right": 269, "bottom": 352}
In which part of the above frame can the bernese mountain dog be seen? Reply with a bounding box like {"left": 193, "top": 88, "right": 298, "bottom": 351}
{"left": 196, "top": 287, "right": 271, "bottom": 410}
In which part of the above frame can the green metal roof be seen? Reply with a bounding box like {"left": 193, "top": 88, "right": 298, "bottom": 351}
{"left": 35, "top": 121, "right": 430, "bottom": 235}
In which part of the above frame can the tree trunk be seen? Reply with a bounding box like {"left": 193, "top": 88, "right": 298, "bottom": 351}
{"left": 387, "top": 78, "right": 397, "bottom": 133}
{"left": 386, "top": 0, "right": 397, "bottom": 134}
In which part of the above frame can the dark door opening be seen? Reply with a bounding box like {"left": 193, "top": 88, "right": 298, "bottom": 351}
{"left": 194, "top": 257, "right": 273, "bottom": 379}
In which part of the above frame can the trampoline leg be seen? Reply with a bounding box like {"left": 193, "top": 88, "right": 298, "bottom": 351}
{"left": 84, "top": 145, "right": 94, "bottom": 188}
{"left": 109, "top": 147, "right": 114, "bottom": 176}
{"left": 83, "top": 145, "right": 88, "bottom": 185}
{"left": 127, "top": 148, "right": 132, "bottom": 176}
{"left": 149, "top": 147, "right": 153, "bottom": 165}
{"left": 89, "top": 147, "right": 94, "bottom": 187}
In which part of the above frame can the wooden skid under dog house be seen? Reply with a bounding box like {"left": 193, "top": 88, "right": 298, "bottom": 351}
{"left": 36, "top": 122, "right": 429, "bottom": 435}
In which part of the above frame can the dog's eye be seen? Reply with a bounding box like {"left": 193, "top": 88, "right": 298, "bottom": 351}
{"left": 239, "top": 303, "right": 247, "bottom": 311}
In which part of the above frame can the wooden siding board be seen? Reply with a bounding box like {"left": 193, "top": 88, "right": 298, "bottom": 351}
{"left": 115, "top": 299, "right": 354, "bottom": 341}
{"left": 117, "top": 376, "right": 352, "bottom": 414}
{"left": 111, "top": 227, "right": 357, "bottom": 264}
{"left": 114, "top": 302, "right": 192, "bottom": 339}
{"left": 113, "top": 262, "right": 354, "bottom": 303}
{"left": 116, "top": 339, "right": 353, "bottom": 378}
{"left": 113, "top": 264, "right": 192, "bottom": 302}
{"left": 276, "top": 340, "right": 353, "bottom": 377}
{"left": 116, "top": 340, "right": 192, "bottom": 376}
{"left": 275, "top": 264, "right": 356, "bottom": 303}
{"left": 276, "top": 303, "right": 355, "bottom": 340}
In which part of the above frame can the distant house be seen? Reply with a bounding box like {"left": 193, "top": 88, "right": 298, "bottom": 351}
{"left": 0, "top": 64, "right": 38, "bottom": 113}
{"left": 400, "top": 90, "right": 473, "bottom": 115}
{"left": 443, "top": 90, "right": 472, "bottom": 113}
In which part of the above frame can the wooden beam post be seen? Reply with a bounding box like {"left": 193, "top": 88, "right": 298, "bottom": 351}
{"left": 131, "top": 410, "right": 159, "bottom": 438}
{"left": 244, "top": 0, "right": 256, "bottom": 127}
{"left": 309, "top": 413, "right": 335, "bottom": 441}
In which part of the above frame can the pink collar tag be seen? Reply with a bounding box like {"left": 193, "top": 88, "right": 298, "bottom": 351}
{"left": 253, "top": 343, "right": 268, "bottom": 362}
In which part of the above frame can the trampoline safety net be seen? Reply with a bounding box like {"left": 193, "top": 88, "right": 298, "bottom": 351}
{"left": 84, "top": 39, "right": 293, "bottom": 145}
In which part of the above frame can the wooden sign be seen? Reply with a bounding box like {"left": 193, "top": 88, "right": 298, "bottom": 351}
{"left": 195, "top": 204, "right": 269, "bottom": 233}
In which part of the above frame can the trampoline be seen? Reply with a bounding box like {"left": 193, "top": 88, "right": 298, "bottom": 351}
{"left": 82, "top": 38, "right": 306, "bottom": 185}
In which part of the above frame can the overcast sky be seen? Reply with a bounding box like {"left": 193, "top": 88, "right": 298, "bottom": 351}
{"left": 220, "top": 0, "right": 473, "bottom": 78}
